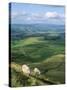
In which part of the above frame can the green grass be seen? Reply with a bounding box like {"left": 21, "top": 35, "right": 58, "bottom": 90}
{"left": 11, "top": 37, "right": 64, "bottom": 63}
{"left": 12, "top": 37, "right": 43, "bottom": 48}
{"left": 10, "top": 36, "right": 65, "bottom": 87}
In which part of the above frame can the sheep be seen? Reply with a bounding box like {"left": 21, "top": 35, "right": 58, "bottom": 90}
{"left": 21, "top": 64, "right": 30, "bottom": 76}
{"left": 33, "top": 68, "right": 41, "bottom": 75}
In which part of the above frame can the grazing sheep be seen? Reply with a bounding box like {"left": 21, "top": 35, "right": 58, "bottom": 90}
{"left": 33, "top": 68, "right": 41, "bottom": 75}
{"left": 21, "top": 64, "right": 30, "bottom": 75}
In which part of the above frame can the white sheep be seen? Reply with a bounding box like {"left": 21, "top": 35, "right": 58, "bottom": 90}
{"left": 21, "top": 64, "right": 30, "bottom": 75}
{"left": 33, "top": 68, "right": 41, "bottom": 75}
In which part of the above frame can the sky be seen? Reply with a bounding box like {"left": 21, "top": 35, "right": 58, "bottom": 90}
{"left": 10, "top": 3, "right": 65, "bottom": 25}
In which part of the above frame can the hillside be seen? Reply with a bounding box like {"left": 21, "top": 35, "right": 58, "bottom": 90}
{"left": 11, "top": 54, "right": 65, "bottom": 87}
{"left": 10, "top": 35, "right": 65, "bottom": 87}
{"left": 11, "top": 24, "right": 65, "bottom": 40}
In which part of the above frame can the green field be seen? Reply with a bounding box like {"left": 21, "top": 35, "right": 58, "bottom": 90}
{"left": 11, "top": 36, "right": 65, "bottom": 87}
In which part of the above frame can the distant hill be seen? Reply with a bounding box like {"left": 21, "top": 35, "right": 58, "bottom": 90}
{"left": 10, "top": 24, "right": 65, "bottom": 40}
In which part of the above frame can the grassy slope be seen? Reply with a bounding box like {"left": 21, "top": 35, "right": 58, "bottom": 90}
{"left": 11, "top": 37, "right": 64, "bottom": 63}
{"left": 11, "top": 36, "right": 65, "bottom": 87}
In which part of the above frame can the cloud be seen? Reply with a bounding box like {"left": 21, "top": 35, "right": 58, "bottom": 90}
{"left": 31, "top": 13, "right": 45, "bottom": 19}
{"left": 11, "top": 12, "right": 18, "bottom": 18}
{"left": 11, "top": 11, "right": 64, "bottom": 20}
{"left": 28, "top": 13, "right": 46, "bottom": 21}
{"left": 11, "top": 11, "right": 28, "bottom": 19}
{"left": 11, "top": 11, "right": 64, "bottom": 24}
{"left": 25, "top": 12, "right": 64, "bottom": 21}
{"left": 45, "top": 12, "right": 64, "bottom": 19}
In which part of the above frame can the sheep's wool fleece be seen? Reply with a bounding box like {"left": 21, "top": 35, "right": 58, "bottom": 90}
{"left": 34, "top": 68, "right": 40, "bottom": 74}
{"left": 22, "top": 64, "right": 30, "bottom": 74}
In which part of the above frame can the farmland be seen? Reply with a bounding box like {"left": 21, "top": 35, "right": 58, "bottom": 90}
{"left": 10, "top": 24, "right": 65, "bottom": 87}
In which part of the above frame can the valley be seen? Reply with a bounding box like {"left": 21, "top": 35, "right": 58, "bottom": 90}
{"left": 10, "top": 24, "right": 65, "bottom": 87}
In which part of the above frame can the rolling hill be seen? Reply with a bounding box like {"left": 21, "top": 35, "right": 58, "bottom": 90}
{"left": 10, "top": 32, "right": 65, "bottom": 87}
